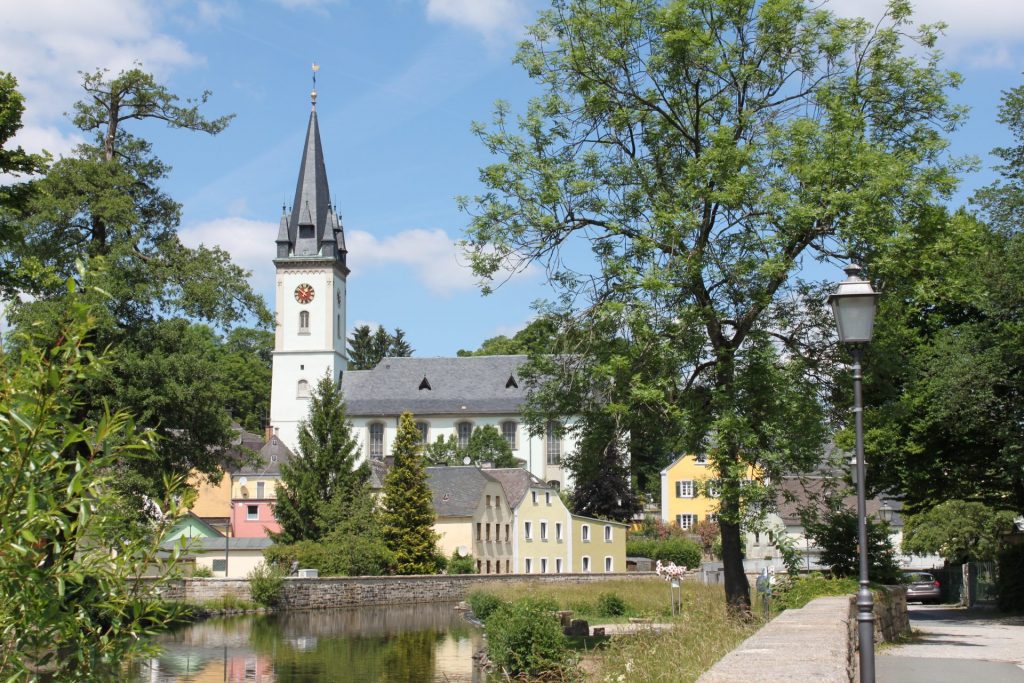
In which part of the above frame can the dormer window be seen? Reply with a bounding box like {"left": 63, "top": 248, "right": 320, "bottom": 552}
{"left": 505, "top": 374, "right": 518, "bottom": 389}
{"left": 419, "top": 376, "right": 431, "bottom": 391}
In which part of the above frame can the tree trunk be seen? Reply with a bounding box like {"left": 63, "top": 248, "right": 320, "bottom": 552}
{"left": 720, "top": 508, "right": 751, "bottom": 614}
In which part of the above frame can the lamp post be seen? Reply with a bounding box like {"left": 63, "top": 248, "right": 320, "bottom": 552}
{"left": 829, "top": 263, "right": 880, "bottom": 683}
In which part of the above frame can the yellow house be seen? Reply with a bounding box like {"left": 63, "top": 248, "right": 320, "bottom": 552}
{"left": 571, "top": 515, "right": 627, "bottom": 574}
{"left": 659, "top": 453, "right": 761, "bottom": 530}
{"left": 426, "top": 466, "right": 515, "bottom": 574}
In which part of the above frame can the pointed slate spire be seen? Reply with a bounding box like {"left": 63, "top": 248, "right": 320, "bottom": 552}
{"left": 276, "top": 205, "right": 291, "bottom": 258}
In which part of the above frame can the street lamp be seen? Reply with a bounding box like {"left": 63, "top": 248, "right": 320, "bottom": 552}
{"left": 829, "top": 263, "right": 880, "bottom": 683}
{"left": 878, "top": 500, "right": 894, "bottom": 524}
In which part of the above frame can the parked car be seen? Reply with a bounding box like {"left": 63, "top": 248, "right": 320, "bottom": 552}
{"left": 903, "top": 571, "right": 942, "bottom": 603}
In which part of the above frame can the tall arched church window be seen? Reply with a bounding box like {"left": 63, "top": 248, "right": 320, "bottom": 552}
{"left": 546, "top": 420, "right": 561, "bottom": 465}
{"left": 501, "top": 421, "right": 518, "bottom": 449}
{"left": 297, "top": 379, "right": 310, "bottom": 398}
{"left": 368, "top": 423, "right": 385, "bottom": 458}
{"left": 299, "top": 310, "right": 310, "bottom": 333}
{"left": 415, "top": 421, "right": 430, "bottom": 446}
{"left": 456, "top": 421, "right": 473, "bottom": 449}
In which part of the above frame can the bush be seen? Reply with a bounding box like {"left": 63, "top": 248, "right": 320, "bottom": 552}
{"left": 447, "top": 550, "right": 476, "bottom": 575}
{"left": 626, "top": 538, "right": 658, "bottom": 560}
{"left": 248, "top": 562, "right": 285, "bottom": 608}
{"left": 467, "top": 591, "right": 507, "bottom": 622}
{"left": 595, "top": 592, "right": 627, "bottom": 617}
{"left": 485, "top": 598, "right": 575, "bottom": 678}
{"left": 191, "top": 565, "right": 213, "bottom": 578}
{"left": 264, "top": 536, "right": 394, "bottom": 577}
{"left": 773, "top": 573, "right": 859, "bottom": 611}
{"left": 652, "top": 538, "right": 702, "bottom": 569}
{"left": 997, "top": 543, "right": 1024, "bottom": 612}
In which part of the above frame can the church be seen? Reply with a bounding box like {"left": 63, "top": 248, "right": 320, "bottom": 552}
{"left": 267, "top": 87, "right": 577, "bottom": 492}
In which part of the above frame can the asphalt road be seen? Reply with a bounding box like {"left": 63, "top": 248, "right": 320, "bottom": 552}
{"left": 877, "top": 604, "right": 1024, "bottom": 683}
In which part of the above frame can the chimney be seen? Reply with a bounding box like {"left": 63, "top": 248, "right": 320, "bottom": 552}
{"left": 265, "top": 425, "right": 274, "bottom": 442}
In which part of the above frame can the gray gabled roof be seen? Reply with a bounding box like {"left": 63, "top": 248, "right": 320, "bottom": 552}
{"left": 341, "top": 355, "right": 529, "bottom": 416}
{"left": 427, "top": 466, "right": 507, "bottom": 518}
{"left": 234, "top": 435, "right": 293, "bottom": 477}
{"left": 161, "top": 536, "right": 274, "bottom": 553}
{"left": 483, "top": 467, "right": 553, "bottom": 509}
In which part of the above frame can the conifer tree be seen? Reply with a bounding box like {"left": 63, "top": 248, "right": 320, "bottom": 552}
{"left": 380, "top": 412, "right": 440, "bottom": 574}
{"left": 272, "top": 375, "right": 369, "bottom": 544}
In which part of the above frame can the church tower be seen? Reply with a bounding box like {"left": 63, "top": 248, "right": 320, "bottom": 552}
{"left": 269, "top": 85, "right": 348, "bottom": 453}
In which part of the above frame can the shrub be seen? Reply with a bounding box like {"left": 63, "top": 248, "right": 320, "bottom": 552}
{"left": 467, "top": 591, "right": 507, "bottom": 622}
{"left": 773, "top": 573, "right": 858, "bottom": 611}
{"left": 626, "top": 539, "right": 658, "bottom": 560}
{"left": 595, "top": 592, "right": 627, "bottom": 617}
{"left": 248, "top": 562, "right": 285, "bottom": 608}
{"left": 652, "top": 538, "right": 702, "bottom": 569}
{"left": 191, "top": 565, "right": 213, "bottom": 578}
{"left": 447, "top": 550, "right": 476, "bottom": 575}
{"left": 997, "top": 543, "right": 1024, "bottom": 613}
{"left": 485, "top": 598, "right": 575, "bottom": 678}
{"left": 264, "top": 537, "right": 394, "bottom": 576}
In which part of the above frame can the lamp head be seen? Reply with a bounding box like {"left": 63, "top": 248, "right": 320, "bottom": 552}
{"left": 828, "top": 264, "right": 879, "bottom": 344}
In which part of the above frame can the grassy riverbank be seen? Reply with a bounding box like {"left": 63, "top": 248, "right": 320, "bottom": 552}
{"left": 470, "top": 577, "right": 761, "bottom": 682}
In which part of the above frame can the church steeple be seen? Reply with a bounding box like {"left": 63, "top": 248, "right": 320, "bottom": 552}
{"left": 277, "top": 83, "right": 346, "bottom": 268}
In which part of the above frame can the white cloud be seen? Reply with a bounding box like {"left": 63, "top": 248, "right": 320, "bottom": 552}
{"left": 831, "top": 0, "right": 1024, "bottom": 68}
{"left": 0, "top": 0, "right": 199, "bottom": 158}
{"left": 179, "top": 217, "right": 277, "bottom": 292}
{"left": 424, "top": 0, "right": 530, "bottom": 43}
{"left": 347, "top": 228, "right": 478, "bottom": 296}
{"left": 270, "top": 0, "right": 342, "bottom": 10}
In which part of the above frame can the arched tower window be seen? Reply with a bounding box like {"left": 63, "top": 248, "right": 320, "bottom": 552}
{"left": 297, "top": 379, "right": 310, "bottom": 398}
{"left": 299, "top": 310, "right": 310, "bottom": 333}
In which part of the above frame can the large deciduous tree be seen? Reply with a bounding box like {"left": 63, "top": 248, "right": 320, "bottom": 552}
{"left": 901, "top": 501, "right": 1017, "bottom": 565}
{"left": 462, "top": 0, "right": 962, "bottom": 610}
{"left": 2, "top": 67, "right": 269, "bottom": 498}
{"left": 381, "top": 412, "right": 441, "bottom": 574}
{"left": 272, "top": 375, "right": 370, "bottom": 544}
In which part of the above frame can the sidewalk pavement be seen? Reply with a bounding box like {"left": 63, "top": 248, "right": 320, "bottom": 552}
{"left": 877, "top": 604, "right": 1024, "bottom": 683}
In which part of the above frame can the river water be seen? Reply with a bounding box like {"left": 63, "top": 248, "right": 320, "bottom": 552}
{"left": 128, "top": 602, "right": 486, "bottom": 682}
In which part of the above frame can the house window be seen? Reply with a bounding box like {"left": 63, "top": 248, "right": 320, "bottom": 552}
{"left": 477, "top": 560, "right": 482, "bottom": 573}
{"left": 540, "top": 521, "right": 548, "bottom": 541}
{"left": 546, "top": 421, "right": 561, "bottom": 465}
{"left": 486, "top": 495, "right": 491, "bottom": 507}
{"left": 582, "top": 556, "right": 591, "bottom": 573}
{"left": 476, "top": 523, "right": 482, "bottom": 541}
{"left": 368, "top": 423, "right": 385, "bottom": 458}
{"left": 501, "top": 421, "right": 518, "bottom": 449}
{"left": 246, "top": 505, "right": 258, "bottom": 521}
{"left": 506, "top": 559, "right": 511, "bottom": 573}
{"left": 495, "top": 496, "right": 501, "bottom": 508}
{"left": 505, "top": 524, "right": 510, "bottom": 540}
{"left": 677, "top": 514, "right": 696, "bottom": 530}
{"left": 495, "top": 524, "right": 500, "bottom": 542}
{"left": 604, "top": 525, "right": 612, "bottom": 542}
{"left": 211, "top": 559, "right": 227, "bottom": 573}
{"left": 415, "top": 421, "right": 429, "bottom": 446}
{"left": 541, "top": 558, "right": 548, "bottom": 574}
{"left": 525, "top": 558, "right": 532, "bottom": 574}
{"left": 581, "top": 524, "right": 590, "bottom": 542}
{"left": 531, "top": 491, "right": 537, "bottom": 505}
{"left": 496, "top": 561, "right": 501, "bottom": 574}
{"left": 707, "top": 512, "right": 719, "bottom": 523}
{"left": 256, "top": 481, "right": 265, "bottom": 499}
{"left": 545, "top": 492, "right": 551, "bottom": 505}
{"left": 456, "top": 421, "right": 473, "bottom": 448}
{"left": 675, "top": 480, "right": 694, "bottom": 498}
{"left": 555, "top": 558, "right": 563, "bottom": 573}
{"left": 486, "top": 524, "right": 491, "bottom": 542}
{"left": 695, "top": 453, "right": 708, "bottom": 465}
{"left": 555, "top": 522, "right": 563, "bottom": 541}
{"left": 297, "top": 379, "right": 310, "bottom": 398}
{"left": 706, "top": 480, "right": 721, "bottom": 498}
{"left": 299, "top": 310, "right": 310, "bottom": 333}
{"left": 605, "top": 556, "right": 613, "bottom": 572}
{"left": 548, "top": 480, "right": 560, "bottom": 491}
{"left": 486, "top": 560, "right": 491, "bottom": 574}
{"left": 524, "top": 521, "right": 533, "bottom": 540}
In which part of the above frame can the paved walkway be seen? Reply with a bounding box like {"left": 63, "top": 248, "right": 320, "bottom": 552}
{"left": 877, "top": 604, "right": 1024, "bottom": 683}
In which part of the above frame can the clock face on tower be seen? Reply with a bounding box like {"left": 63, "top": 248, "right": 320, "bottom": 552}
{"left": 294, "top": 283, "right": 315, "bottom": 304}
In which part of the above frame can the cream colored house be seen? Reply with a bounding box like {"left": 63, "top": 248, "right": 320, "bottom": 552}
{"left": 571, "top": 515, "right": 627, "bottom": 574}
{"left": 488, "top": 468, "right": 574, "bottom": 575}
{"left": 426, "top": 466, "right": 514, "bottom": 574}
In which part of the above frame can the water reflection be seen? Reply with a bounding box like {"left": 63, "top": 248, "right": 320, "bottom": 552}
{"left": 130, "top": 603, "right": 484, "bottom": 682}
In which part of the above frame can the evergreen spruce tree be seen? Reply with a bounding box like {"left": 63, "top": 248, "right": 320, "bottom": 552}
{"left": 381, "top": 412, "right": 440, "bottom": 574}
{"left": 272, "top": 375, "right": 368, "bottom": 544}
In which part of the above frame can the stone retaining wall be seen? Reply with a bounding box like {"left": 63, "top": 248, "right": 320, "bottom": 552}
{"left": 154, "top": 572, "right": 659, "bottom": 609}
{"left": 698, "top": 587, "right": 909, "bottom": 683}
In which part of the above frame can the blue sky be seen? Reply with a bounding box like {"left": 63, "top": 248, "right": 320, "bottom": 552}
{"left": 2, "top": 0, "right": 1023, "bottom": 356}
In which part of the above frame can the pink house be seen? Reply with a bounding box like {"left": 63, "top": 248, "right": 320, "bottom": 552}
{"left": 229, "top": 433, "right": 293, "bottom": 538}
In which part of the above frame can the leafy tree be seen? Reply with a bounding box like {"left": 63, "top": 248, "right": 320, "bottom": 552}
{"left": 0, "top": 282, "right": 186, "bottom": 679}
{"left": 2, "top": 67, "right": 268, "bottom": 498}
{"left": 424, "top": 433, "right": 463, "bottom": 466}
{"left": 461, "top": 0, "right": 962, "bottom": 610}
{"left": 803, "top": 507, "right": 900, "bottom": 584}
{"left": 424, "top": 425, "right": 520, "bottom": 468}
{"left": 272, "top": 375, "right": 370, "bottom": 544}
{"left": 566, "top": 419, "right": 640, "bottom": 523}
{"left": 457, "top": 317, "right": 560, "bottom": 356}
{"left": 218, "top": 327, "right": 274, "bottom": 432}
{"left": 347, "top": 324, "right": 414, "bottom": 370}
{"left": 381, "top": 412, "right": 441, "bottom": 574}
{"left": 902, "top": 501, "right": 1018, "bottom": 564}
